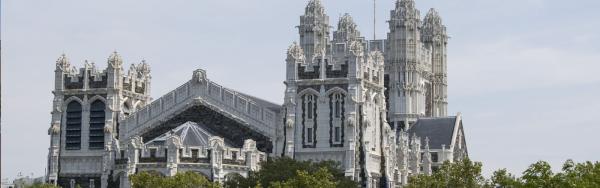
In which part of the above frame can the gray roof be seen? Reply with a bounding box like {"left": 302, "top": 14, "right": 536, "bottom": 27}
{"left": 146, "top": 121, "right": 235, "bottom": 147}
{"left": 408, "top": 117, "right": 458, "bottom": 149}
{"left": 236, "top": 92, "right": 282, "bottom": 113}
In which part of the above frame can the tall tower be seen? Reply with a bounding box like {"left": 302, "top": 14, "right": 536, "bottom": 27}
{"left": 282, "top": 2, "right": 395, "bottom": 186}
{"left": 46, "top": 52, "right": 151, "bottom": 188}
{"left": 385, "top": 0, "right": 427, "bottom": 130}
{"left": 422, "top": 8, "right": 448, "bottom": 117}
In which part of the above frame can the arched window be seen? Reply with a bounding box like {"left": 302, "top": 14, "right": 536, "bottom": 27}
{"left": 89, "top": 100, "right": 106, "bottom": 150}
{"left": 330, "top": 93, "right": 345, "bottom": 145}
{"left": 65, "top": 101, "right": 82, "bottom": 150}
{"left": 303, "top": 94, "right": 317, "bottom": 146}
{"left": 333, "top": 93, "right": 343, "bottom": 118}
{"left": 305, "top": 95, "right": 315, "bottom": 120}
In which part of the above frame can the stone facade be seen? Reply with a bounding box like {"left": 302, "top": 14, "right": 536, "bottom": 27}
{"left": 46, "top": 0, "right": 468, "bottom": 188}
{"left": 47, "top": 52, "right": 151, "bottom": 188}
{"left": 281, "top": 0, "right": 466, "bottom": 187}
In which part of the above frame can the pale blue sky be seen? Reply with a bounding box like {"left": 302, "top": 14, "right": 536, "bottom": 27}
{"left": 2, "top": 0, "right": 599, "bottom": 181}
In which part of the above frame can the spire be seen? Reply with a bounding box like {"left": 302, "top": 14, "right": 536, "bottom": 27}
{"left": 422, "top": 8, "right": 446, "bottom": 37}
{"left": 138, "top": 60, "right": 151, "bottom": 75}
{"left": 391, "top": 0, "right": 420, "bottom": 22}
{"left": 333, "top": 13, "right": 360, "bottom": 42}
{"left": 299, "top": 0, "right": 330, "bottom": 63}
{"left": 108, "top": 51, "right": 123, "bottom": 68}
{"left": 55, "top": 53, "right": 70, "bottom": 70}
{"left": 305, "top": 0, "right": 325, "bottom": 17}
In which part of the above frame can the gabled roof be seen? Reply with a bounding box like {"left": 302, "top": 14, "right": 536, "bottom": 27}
{"left": 408, "top": 116, "right": 458, "bottom": 149}
{"left": 146, "top": 121, "right": 235, "bottom": 147}
{"left": 236, "top": 92, "right": 282, "bottom": 113}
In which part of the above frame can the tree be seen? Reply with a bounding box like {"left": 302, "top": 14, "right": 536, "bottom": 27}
{"left": 130, "top": 171, "right": 219, "bottom": 188}
{"left": 224, "top": 157, "right": 358, "bottom": 188}
{"left": 405, "top": 158, "right": 490, "bottom": 188}
{"left": 490, "top": 169, "right": 522, "bottom": 188}
{"left": 25, "top": 183, "right": 61, "bottom": 188}
{"left": 270, "top": 168, "right": 337, "bottom": 188}
{"left": 521, "top": 161, "right": 556, "bottom": 188}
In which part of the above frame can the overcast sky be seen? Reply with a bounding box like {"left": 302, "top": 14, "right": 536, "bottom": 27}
{"left": 2, "top": 0, "right": 599, "bottom": 181}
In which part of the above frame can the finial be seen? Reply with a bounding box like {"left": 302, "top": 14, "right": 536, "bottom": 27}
{"left": 287, "top": 42, "right": 305, "bottom": 61}
{"left": 56, "top": 53, "right": 70, "bottom": 70}
{"left": 108, "top": 51, "right": 123, "bottom": 68}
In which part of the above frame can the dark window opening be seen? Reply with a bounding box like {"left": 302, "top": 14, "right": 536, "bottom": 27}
{"left": 431, "top": 152, "right": 439, "bottom": 163}
{"left": 149, "top": 148, "right": 157, "bottom": 158}
{"left": 334, "top": 127, "right": 341, "bottom": 142}
{"left": 65, "top": 101, "right": 82, "bottom": 150}
{"left": 191, "top": 149, "right": 199, "bottom": 159}
{"left": 307, "top": 128, "right": 313, "bottom": 143}
{"left": 89, "top": 100, "right": 106, "bottom": 150}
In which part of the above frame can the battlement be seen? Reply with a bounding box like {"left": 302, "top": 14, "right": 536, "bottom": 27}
{"left": 54, "top": 53, "right": 151, "bottom": 96}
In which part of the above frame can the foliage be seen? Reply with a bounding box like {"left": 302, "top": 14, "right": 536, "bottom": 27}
{"left": 405, "top": 158, "right": 600, "bottom": 188}
{"left": 130, "top": 171, "right": 220, "bottom": 188}
{"left": 224, "top": 157, "right": 358, "bottom": 188}
{"left": 490, "top": 169, "right": 521, "bottom": 188}
{"left": 25, "top": 183, "right": 61, "bottom": 188}
{"left": 270, "top": 168, "right": 337, "bottom": 188}
{"left": 405, "top": 158, "right": 489, "bottom": 188}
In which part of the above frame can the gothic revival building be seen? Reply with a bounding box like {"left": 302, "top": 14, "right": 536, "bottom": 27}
{"left": 46, "top": 0, "right": 467, "bottom": 187}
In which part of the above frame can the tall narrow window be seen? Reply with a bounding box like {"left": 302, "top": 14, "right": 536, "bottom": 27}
{"left": 303, "top": 93, "right": 317, "bottom": 147}
{"left": 333, "top": 93, "right": 343, "bottom": 118}
{"left": 334, "top": 127, "right": 341, "bottom": 142}
{"left": 65, "top": 101, "right": 82, "bottom": 150}
{"left": 89, "top": 100, "right": 105, "bottom": 150}
{"left": 306, "top": 95, "right": 314, "bottom": 119}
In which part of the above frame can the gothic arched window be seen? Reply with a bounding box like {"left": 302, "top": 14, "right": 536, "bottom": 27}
{"left": 89, "top": 100, "right": 106, "bottom": 150}
{"left": 330, "top": 93, "right": 345, "bottom": 146}
{"left": 305, "top": 95, "right": 315, "bottom": 120}
{"left": 65, "top": 101, "right": 82, "bottom": 150}
{"left": 333, "top": 93, "right": 343, "bottom": 118}
{"left": 303, "top": 94, "right": 317, "bottom": 146}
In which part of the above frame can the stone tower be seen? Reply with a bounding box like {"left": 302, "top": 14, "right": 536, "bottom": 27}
{"left": 421, "top": 8, "right": 448, "bottom": 117}
{"left": 282, "top": 1, "right": 396, "bottom": 187}
{"left": 385, "top": 0, "right": 445, "bottom": 130}
{"left": 46, "top": 52, "right": 151, "bottom": 188}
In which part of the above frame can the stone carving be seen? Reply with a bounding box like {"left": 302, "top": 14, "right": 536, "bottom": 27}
{"left": 48, "top": 122, "right": 61, "bottom": 135}
{"left": 108, "top": 51, "right": 123, "bottom": 68}
{"left": 346, "top": 115, "right": 355, "bottom": 127}
{"left": 286, "top": 118, "right": 294, "bottom": 129}
{"left": 193, "top": 69, "right": 207, "bottom": 84}
{"left": 349, "top": 41, "right": 363, "bottom": 56}
{"left": 104, "top": 120, "right": 113, "bottom": 133}
{"left": 287, "top": 42, "right": 305, "bottom": 61}
{"left": 56, "top": 54, "right": 70, "bottom": 70}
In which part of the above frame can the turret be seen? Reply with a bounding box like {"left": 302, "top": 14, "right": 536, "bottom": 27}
{"left": 333, "top": 14, "right": 360, "bottom": 43}
{"left": 299, "top": 0, "right": 330, "bottom": 63}
{"left": 422, "top": 8, "right": 448, "bottom": 117}
{"left": 387, "top": 0, "right": 421, "bottom": 63}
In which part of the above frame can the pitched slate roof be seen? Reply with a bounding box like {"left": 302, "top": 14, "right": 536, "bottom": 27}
{"left": 146, "top": 121, "right": 235, "bottom": 147}
{"left": 236, "top": 92, "right": 282, "bottom": 113}
{"left": 408, "top": 117, "right": 457, "bottom": 149}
